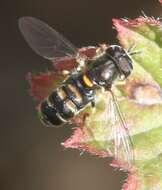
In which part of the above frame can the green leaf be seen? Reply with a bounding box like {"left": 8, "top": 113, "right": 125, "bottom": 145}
{"left": 63, "top": 16, "right": 162, "bottom": 190}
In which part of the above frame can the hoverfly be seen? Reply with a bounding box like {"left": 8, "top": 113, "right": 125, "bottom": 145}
{"left": 19, "top": 17, "right": 134, "bottom": 164}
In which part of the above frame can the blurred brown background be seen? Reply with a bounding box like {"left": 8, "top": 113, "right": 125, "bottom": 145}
{"left": 0, "top": 0, "right": 161, "bottom": 190}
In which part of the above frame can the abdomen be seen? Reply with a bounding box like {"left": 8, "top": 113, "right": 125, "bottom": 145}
{"left": 39, "top": 73, "right": 95, "bottom": 126}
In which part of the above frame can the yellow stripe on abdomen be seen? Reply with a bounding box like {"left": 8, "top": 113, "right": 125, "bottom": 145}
{"left": 83, "top": 74, "right": 93, "bottom": 87}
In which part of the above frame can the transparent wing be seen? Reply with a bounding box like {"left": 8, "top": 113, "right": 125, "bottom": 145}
{"left": 107, "top": 91, "right": 134, "bottom": 165}
{"left": 18, "top": 17, "right": 77, "bottom": 60}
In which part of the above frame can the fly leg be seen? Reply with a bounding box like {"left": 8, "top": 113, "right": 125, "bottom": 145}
{"left": 62, "top": 70, "right": 70, "bottom": 76}
{"left": 76, "top": 54, "right": 88, "bottom": 72}
{"left": 91, "top": 100, "right": 95, "bottom": 107}
{"left": 115, "top": 80, "right": 126, "bottom": 86}
{"left": 91, "top": 95, "right": 96, "bottom": 113}
{"left": 71, "top": 113, "right": 89, "bottom": 129}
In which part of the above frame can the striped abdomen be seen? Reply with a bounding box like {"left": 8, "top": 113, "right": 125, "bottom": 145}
{"left": 40, "top": 73, "right": 95, "bottom": 126}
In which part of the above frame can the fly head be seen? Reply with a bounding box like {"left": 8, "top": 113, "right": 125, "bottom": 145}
{"left": 106, "top": 45, "right": 133, "bottom": 79}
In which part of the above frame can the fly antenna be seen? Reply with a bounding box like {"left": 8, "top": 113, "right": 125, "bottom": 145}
{"left": 127, "top": 43, "right": 137, "bottom": 53}
{"left": 129, "top": 50, "right": 142, "bottom": 56}
{"left": 127, "top": 43, "right": 142, "bottom": 56}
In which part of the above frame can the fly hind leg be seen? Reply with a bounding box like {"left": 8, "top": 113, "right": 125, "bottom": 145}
{"left": 71, "top": 112, "right": 89, "bottom": 129}
{"left": 91, "top": 100, "right": 96, "bottom": 113}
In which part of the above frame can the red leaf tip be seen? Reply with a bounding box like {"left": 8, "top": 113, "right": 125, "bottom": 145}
{"left": 113, "top": 16, "right": 161, "bottom": 28}
{"left": 62, "top": 128, "right": 109, "bottom": 158}
{"left": 26, "top": 72, "right": 63, "bottom": 101}
{"left": 122, "top": 172, "right": 140, "bottom": 190}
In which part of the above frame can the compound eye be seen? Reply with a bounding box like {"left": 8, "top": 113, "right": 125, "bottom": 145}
{"left": 118, "top": 56, "right": 133, "bottom": 78}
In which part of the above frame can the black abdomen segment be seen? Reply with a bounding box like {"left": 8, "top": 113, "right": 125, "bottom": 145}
{"left": 40, "top": 101, "right": 63, "bottom": 126}
{"left": 40, "top": 73, "right": 95, "bottom": 126}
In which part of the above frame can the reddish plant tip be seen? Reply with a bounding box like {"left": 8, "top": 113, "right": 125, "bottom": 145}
{"left": 122, "top": 173, "right": 140, "bottom": 190}
{"left": 113, "top": 17, "right": 161, "bottom": 28}
{"left": 26, "top": 72, "right": 63, "bottom": 101}
{"left": 62, "top": 128, "right": 109, "bottom": 158}
{"left": 52, "top": 47, "right": 97, "bottom": 71}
